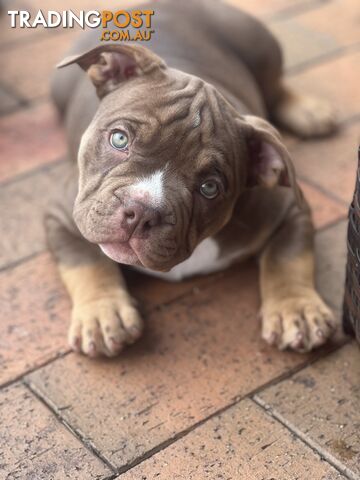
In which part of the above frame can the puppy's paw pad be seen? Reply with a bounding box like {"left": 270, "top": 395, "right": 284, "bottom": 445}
{"left": 68, "top": 296, "right": 144, "bottom": 358}
{"left": 274, "top": 92, "right": 338, "bottom": 138}
{"left": 261, "top": 293, "right": 336, "bottom": 352}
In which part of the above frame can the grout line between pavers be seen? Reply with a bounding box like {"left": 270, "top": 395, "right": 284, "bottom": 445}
{"left": 23, "top": 379, "right": 119, "bottom": 475}
{"left": 0, "top": 250, "right": 43, "bottom": 274}
{"left": 317, "top": 215, "right": 348, "bottom": 235}
{"left": 287, "top": 42, "right": 360, "bottom": 76}
{"left": 265, "top": 0, "right": 332, "bottom": 22}
{"left": 0, "top": 349, "right": 72, "bottom": 391}
{"left": 298, "top": 174, "right": 351, "bottom": 208}
{"left": 248, "top": 338, "right": 349, "bottom": 395}
{"left": 252, "top": 394, "right": 358, "bottom": 480}
{"left": 0, "top": 155, "right": 66, "bottom": 189}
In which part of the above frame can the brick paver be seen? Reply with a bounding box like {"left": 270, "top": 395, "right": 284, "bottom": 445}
{"left": 119, "top": 398, "right": 345, "bottom": 479}
{"left": 270, "top": 0, "right": 360, "bottom": 70}
{"left": 290, "top": 0, "right": 360, "bottom": 46}
{"left": 0, "top": 383, "right": 112, "bottom": 479}
{"left": 0, "top": 253, "right": 69, "bottom": 386}
{"left": 224, "top": 0, "right": 316, "bottom": 18}
{"left": 299, "top": 180, "right": 346, "bottom": 229}
{"left": 0, "top": 0, "right": 358, "bottom": 478}
{"left": 286, "top": 49, "right": 360, "bottom": 122}
{"left": 292, "top": 122, "right": 360, "bottom": 205}
{"left": 315, "top": 220, "right": 347, "bottom": 314}
{"left": 0, "top": 161, "right": 69, "bottom": 269}
{"left": 0, "top": 102, "right": 66, "bottom": 182}
{"left": 1, "top": 31, "right": 79, "bottom": 101}
{"left": 256, "top": 343, "right": 360, "bottom": 479}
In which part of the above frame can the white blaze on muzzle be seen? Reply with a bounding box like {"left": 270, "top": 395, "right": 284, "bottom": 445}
{"left": 129, "top": 170, "right": 165, "bottom": 206}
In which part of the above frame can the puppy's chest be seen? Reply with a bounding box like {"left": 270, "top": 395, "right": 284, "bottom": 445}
{"left": 134, "top": 238, "right": 249, "bottom": 282}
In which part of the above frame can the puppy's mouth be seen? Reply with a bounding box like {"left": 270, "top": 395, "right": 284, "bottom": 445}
{"left": 99, "top": 239, "right": 179, "bottom": 271}
{"left": 99, "top": 241, "right": 140, "bottom": 266}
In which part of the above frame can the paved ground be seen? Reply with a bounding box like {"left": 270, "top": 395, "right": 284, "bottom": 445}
{"left": 0, "top": 0, "right": 359, "bottom": 478}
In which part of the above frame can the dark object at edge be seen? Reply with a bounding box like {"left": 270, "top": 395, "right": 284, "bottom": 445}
{"left": 343, "top": 146, "right": 360, "bottom": 343}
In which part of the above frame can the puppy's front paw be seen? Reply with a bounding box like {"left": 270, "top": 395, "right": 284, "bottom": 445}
{"left": 261, "top": 292, "right": 336, "bottom": 352}
{"left": 68, "top": 295, "right": 144, "bottom": 358}
{"left": 274, "top": 91, "right": 338, "bottom": 138}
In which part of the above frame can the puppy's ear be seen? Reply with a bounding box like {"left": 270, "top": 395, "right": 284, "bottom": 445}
{"left": 57, "top": 44, "right": 166, "bottom": 98}
{"left": 238, "top": 115, "right": 303, "bottom": 206}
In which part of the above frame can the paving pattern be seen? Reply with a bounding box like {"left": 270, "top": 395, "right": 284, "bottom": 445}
{"left": 0, "top": 0, "right": 359, "bottom": 478}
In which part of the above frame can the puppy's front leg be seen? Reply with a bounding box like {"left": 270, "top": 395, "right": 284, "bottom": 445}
{"left": 45, "top": 207, "right": 143, "bottom": 357}
{"left": 259, "top": 205, "right": 336, "bottom": 352}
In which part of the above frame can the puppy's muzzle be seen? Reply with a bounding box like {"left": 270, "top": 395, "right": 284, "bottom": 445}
{"left": 119, "top": 202, "right": 162, "bottom": 240}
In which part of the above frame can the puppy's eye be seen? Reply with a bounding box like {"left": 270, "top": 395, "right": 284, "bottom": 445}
{"left": 200, "top": 180, "right": 219, "bottom": 199}
{"left": 110, "top": 131, "right": 129, "bottom": 150}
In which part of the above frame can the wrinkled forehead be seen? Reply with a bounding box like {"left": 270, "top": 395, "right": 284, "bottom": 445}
{"left": 98, "top": 72, "right": 237, "bottom": 153}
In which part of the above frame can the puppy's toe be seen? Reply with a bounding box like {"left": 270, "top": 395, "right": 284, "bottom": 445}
{"left": 119, "top": 305, "right": 144, "bottom": 344}
{"left": 100, "top": 303, "right": 144, "bottom": 355}
{"left": 304, "top": 304, "right": 336, "bottom": 349}
{"left": 261, "top": 292, "right": 336, "bottom": 353}
{"left": 280, "top": 313, "right": 309, "bottom": 352}
{"left": 261, "top": 313, "right": 282, "bottom": 347}
{"left": 80, "top": 316, "right": 104, "bottom": 358}
{"left": 69, "top": 296, "right": 144, "bottom": 358}
{"left": 274, "top": 90, "right": 338, "bottom": 138}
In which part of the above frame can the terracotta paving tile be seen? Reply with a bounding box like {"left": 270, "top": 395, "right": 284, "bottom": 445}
{"left": 299, "top": 180, "right": 347, "bottom": 230}
{"left": 0, "top": 102, "right": 66, "bottom": 183}
{"left": 224, "top": 0, "right": 315, "bottom": 18}
{"left": 291, "top": 122, "right": 360, "bottom": 205}
{"left": 285, "top": 49, "right": 360, "bottom": 123}
{"left": 26, "top": 260, "right": 332, "bottom": 470}
{"left": 119, "top": 398, "right": 345, "bottom": 480}
{"left": 0, "top": 252, "right": 69, "bottom": 386}
{"left": 1, "top": 31, "right": 79, "bottom": 101}
{"left": 0, "top": 161, "right": 69, "bottom": 269}
{"left": 315, "top": 220, "right": 347, "bottom": 314}
{"left": 270, "top": 20, "right": 339, "bottom": 71}
{"left": 270, "top": 0, "right": 359, "bottom": 70}
{"left": 295, "top": 0, "right": 360, "bottom": 47}
{"left": 256, "top": 342, "right": 360, "bottom": 479}
{"left": 0, "top": 383, "right": 111, "bottom": 479}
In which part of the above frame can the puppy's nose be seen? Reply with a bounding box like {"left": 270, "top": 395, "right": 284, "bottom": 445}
{"left": 120, "top": 203, "right": 161, "bottom": 238}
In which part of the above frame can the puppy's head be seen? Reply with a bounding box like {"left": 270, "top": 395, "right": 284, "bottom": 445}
{"left": 59, "top": 44, "right": 301, "bottom": 271}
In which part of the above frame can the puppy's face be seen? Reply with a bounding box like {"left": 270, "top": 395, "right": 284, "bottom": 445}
{"left": 60, "top": 45, "right": 298, "bottom": 271}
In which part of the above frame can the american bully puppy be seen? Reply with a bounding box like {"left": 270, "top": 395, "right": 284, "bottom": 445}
{"left": 46, "top": 0, "right": 337, "bottom": 357}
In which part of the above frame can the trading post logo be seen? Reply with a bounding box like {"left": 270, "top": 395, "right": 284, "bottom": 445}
{"left": 7, "top": 9, "right": 155, "bottom": 42}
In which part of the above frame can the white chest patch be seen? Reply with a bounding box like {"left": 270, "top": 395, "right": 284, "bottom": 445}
{"left": 130, "top": 170, "right": 164, "bottom": 206}
{"left": 133, "top": 237, "right": 248, "bottom": 282}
